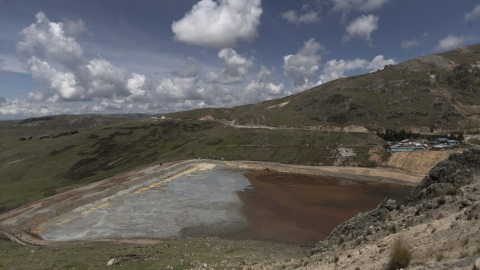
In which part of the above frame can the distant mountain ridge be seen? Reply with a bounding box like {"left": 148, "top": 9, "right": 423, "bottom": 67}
{"left": 168, "top": 44, "right": 480, "bottom": 133}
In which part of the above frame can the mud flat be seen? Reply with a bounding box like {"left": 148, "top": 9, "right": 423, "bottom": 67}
{"left": 0, "top": 160, "right": 420, "bottom": 246}
{"left": 38, "top": 165, "right": 250, "bottom": 242}
{"left": 218, "top": 160, "right": 424, "bottom": 185}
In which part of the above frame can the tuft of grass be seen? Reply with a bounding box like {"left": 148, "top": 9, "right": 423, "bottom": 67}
{"left": 388, "top": 236, "right": 412, "bottom": 270}
{"left": 436, "top": 252, "right": 445, "bottom": 261}
{"left": 337, "top": 236, "right": 345, "bottom": 246}
{"left": 462, "top": 238, "right": 469, "bottom": 246}
{"left": 43, "top": 189, "right": 57, "bottom": 197}
{"left": 365, "top": 228, "right": 373, "bottom": 236}
{"left": 444, "top": 186, "right": 457, "bottom": 196}
{"left": 459, "top": 249, "right": 469, "bottom": 258}
{"left": 388, "top": 224, "right": 397, "bottom": 234}
{"left": 437, "top": 196, "right": 446, "bottom": 205}
{"left": 333, "top": 256, "right": 339, "bottom": 263}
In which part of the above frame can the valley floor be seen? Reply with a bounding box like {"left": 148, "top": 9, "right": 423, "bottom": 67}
{"left": 0, "top": 159, "right": 422, "bottom": 247}
{"left": 2, "top": 157, "right": 478, "bottom": 269}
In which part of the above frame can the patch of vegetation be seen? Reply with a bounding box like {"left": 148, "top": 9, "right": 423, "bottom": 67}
{"left": 48, "top": 145, "right": 77, "bottom": 157}
{"left": 52, "top": 130, "right": 79, "bottom": 138}
{"left": 0, "top": 236, "right": 305, "bottom": 270}
{"left": 444, "top": 185, "right": 458, "bottom": 196}
{"left": 337, "top": 236, "right": 345, "bottom": 246}
{"left": 43, "top": 190, "right": 57, "bottom": 197}
{"left": 19, "top": 116, "right": 54, "bottom": 124}
{"left": 459, "top": 249, "right": 469, "bottom": 258}
{"left": 436, "top": 251, "right": 445, "bottom": 261}
{"left": 388, "top": 236, "right": 412, "bottom": 270}
{"left": 437, "top": 196, "right": 446, "bottom": 205}
{"left": 388, "top": 225, "right": 397, "bottom": 234}
{"left": 87, "top": 134, "right": 99, "bottom": 139}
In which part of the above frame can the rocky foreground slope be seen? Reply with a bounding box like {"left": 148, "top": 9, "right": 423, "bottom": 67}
{"left": 270, "top": 148, "right": 480, "bottom": 270}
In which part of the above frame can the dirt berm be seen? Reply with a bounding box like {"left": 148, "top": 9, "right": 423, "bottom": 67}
{"left": 384, "top": 150, "right": 452, "bottom": 175}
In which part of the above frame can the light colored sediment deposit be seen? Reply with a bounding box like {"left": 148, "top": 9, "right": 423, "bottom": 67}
{"left": 37, "top": 164, "right": 249, "bottom": 241}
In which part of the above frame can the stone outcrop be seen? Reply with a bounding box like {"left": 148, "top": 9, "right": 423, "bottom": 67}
{"left": 311, "top": 198, "right": 398, "bottom": 254}
{"left": 405, "top": 148, "right": 480, "bottom": 205}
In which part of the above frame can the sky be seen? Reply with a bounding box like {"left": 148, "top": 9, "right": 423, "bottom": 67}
{"left": 1, "top": 0, "right": 480, "bottom": 120}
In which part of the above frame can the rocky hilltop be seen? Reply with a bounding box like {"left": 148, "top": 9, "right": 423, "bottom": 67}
{"left": 169, "top": 44, "right": 480, "bottom": 133}
{"left": 272, "top": 148, "right": 480, "bottom": 269}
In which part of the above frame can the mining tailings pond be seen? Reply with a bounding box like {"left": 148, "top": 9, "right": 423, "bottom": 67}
{"left": 38, "top": 163, "right": 411, "bottom": 247}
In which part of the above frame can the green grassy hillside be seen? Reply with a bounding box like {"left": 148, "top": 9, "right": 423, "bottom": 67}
{"left": 0, "top": 115, "right": 384, "bottom": 213}
{"left": 168, "top": 44, "right": 480, "bottom": 132}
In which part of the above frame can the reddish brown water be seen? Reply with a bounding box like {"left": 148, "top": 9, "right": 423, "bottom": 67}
{"left": 226, "top": 171, "right": 412, "bottom": 247}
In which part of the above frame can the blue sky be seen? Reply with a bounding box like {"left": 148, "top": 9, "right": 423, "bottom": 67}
{"left": 1, "top": 0, "right": 480, "bottom": 120}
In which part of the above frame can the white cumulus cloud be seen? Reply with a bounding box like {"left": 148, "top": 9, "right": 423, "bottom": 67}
{"left": 433, "top": 34, "right": 474, "bottom": 52}
{"left": 0, "top": 98, "right": 94, "bottom": 120}
{"left": 155, "top": 58, "right": 204, "bottom": 103}
{"left": 204, "top": 48, "right": 254, "bottom": 84}
{"left": 331, "top": 0, "right": 389, "bottom": 21}
{"left": 281, "top": 4, "right": 320, "bottom": 25}
{"left": 401, "top": 39, "right": 421, "bottom": 50}
{"left": 171, "top": 57, "right": 202, "bottom": 78}
{"left": 331, "top": 0, "right": 389, "bottom": 12}
{"left": 26, "top": 56, "right": 81, "bottom": 101}
{"left": 127, "top": 73, "right": 147, "bottom": 100}
{"left": 319, "top": 55, "right": 395, "bottom": 84}
{"left": 172, "top": 0, "right": 263, "bottom": 49}
{"left": 244, "top": 66, "right": 285, "bottom": 103}
{"left": 283, "top": 38, "right": 324, "bottom": 91}
{"left": 465, "top": 4, "right": 480, "bottom": 22}
{"left": 17, "top": 12, "right": 83, "bottom": 70}
{"left": 367, "top": 55, "right": 395, "bottom": 70}
{"left": 62, "top": 18, "right": 90, "bottom": 37}
{"left": 401, "top": 33, "right": 428, "bottom": 50}
{"left": 343, "top": 14, "right": 379, "bottom": 46}
{"left": 16, "top": 12, "right": 147, "bottom": 103}
{"left": 156, "top": 76, "right": 203, "bottom": 102}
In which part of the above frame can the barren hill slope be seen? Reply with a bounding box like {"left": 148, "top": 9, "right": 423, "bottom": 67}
{"left": 168, "top": 44, "right": 480, "bottom": 133}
